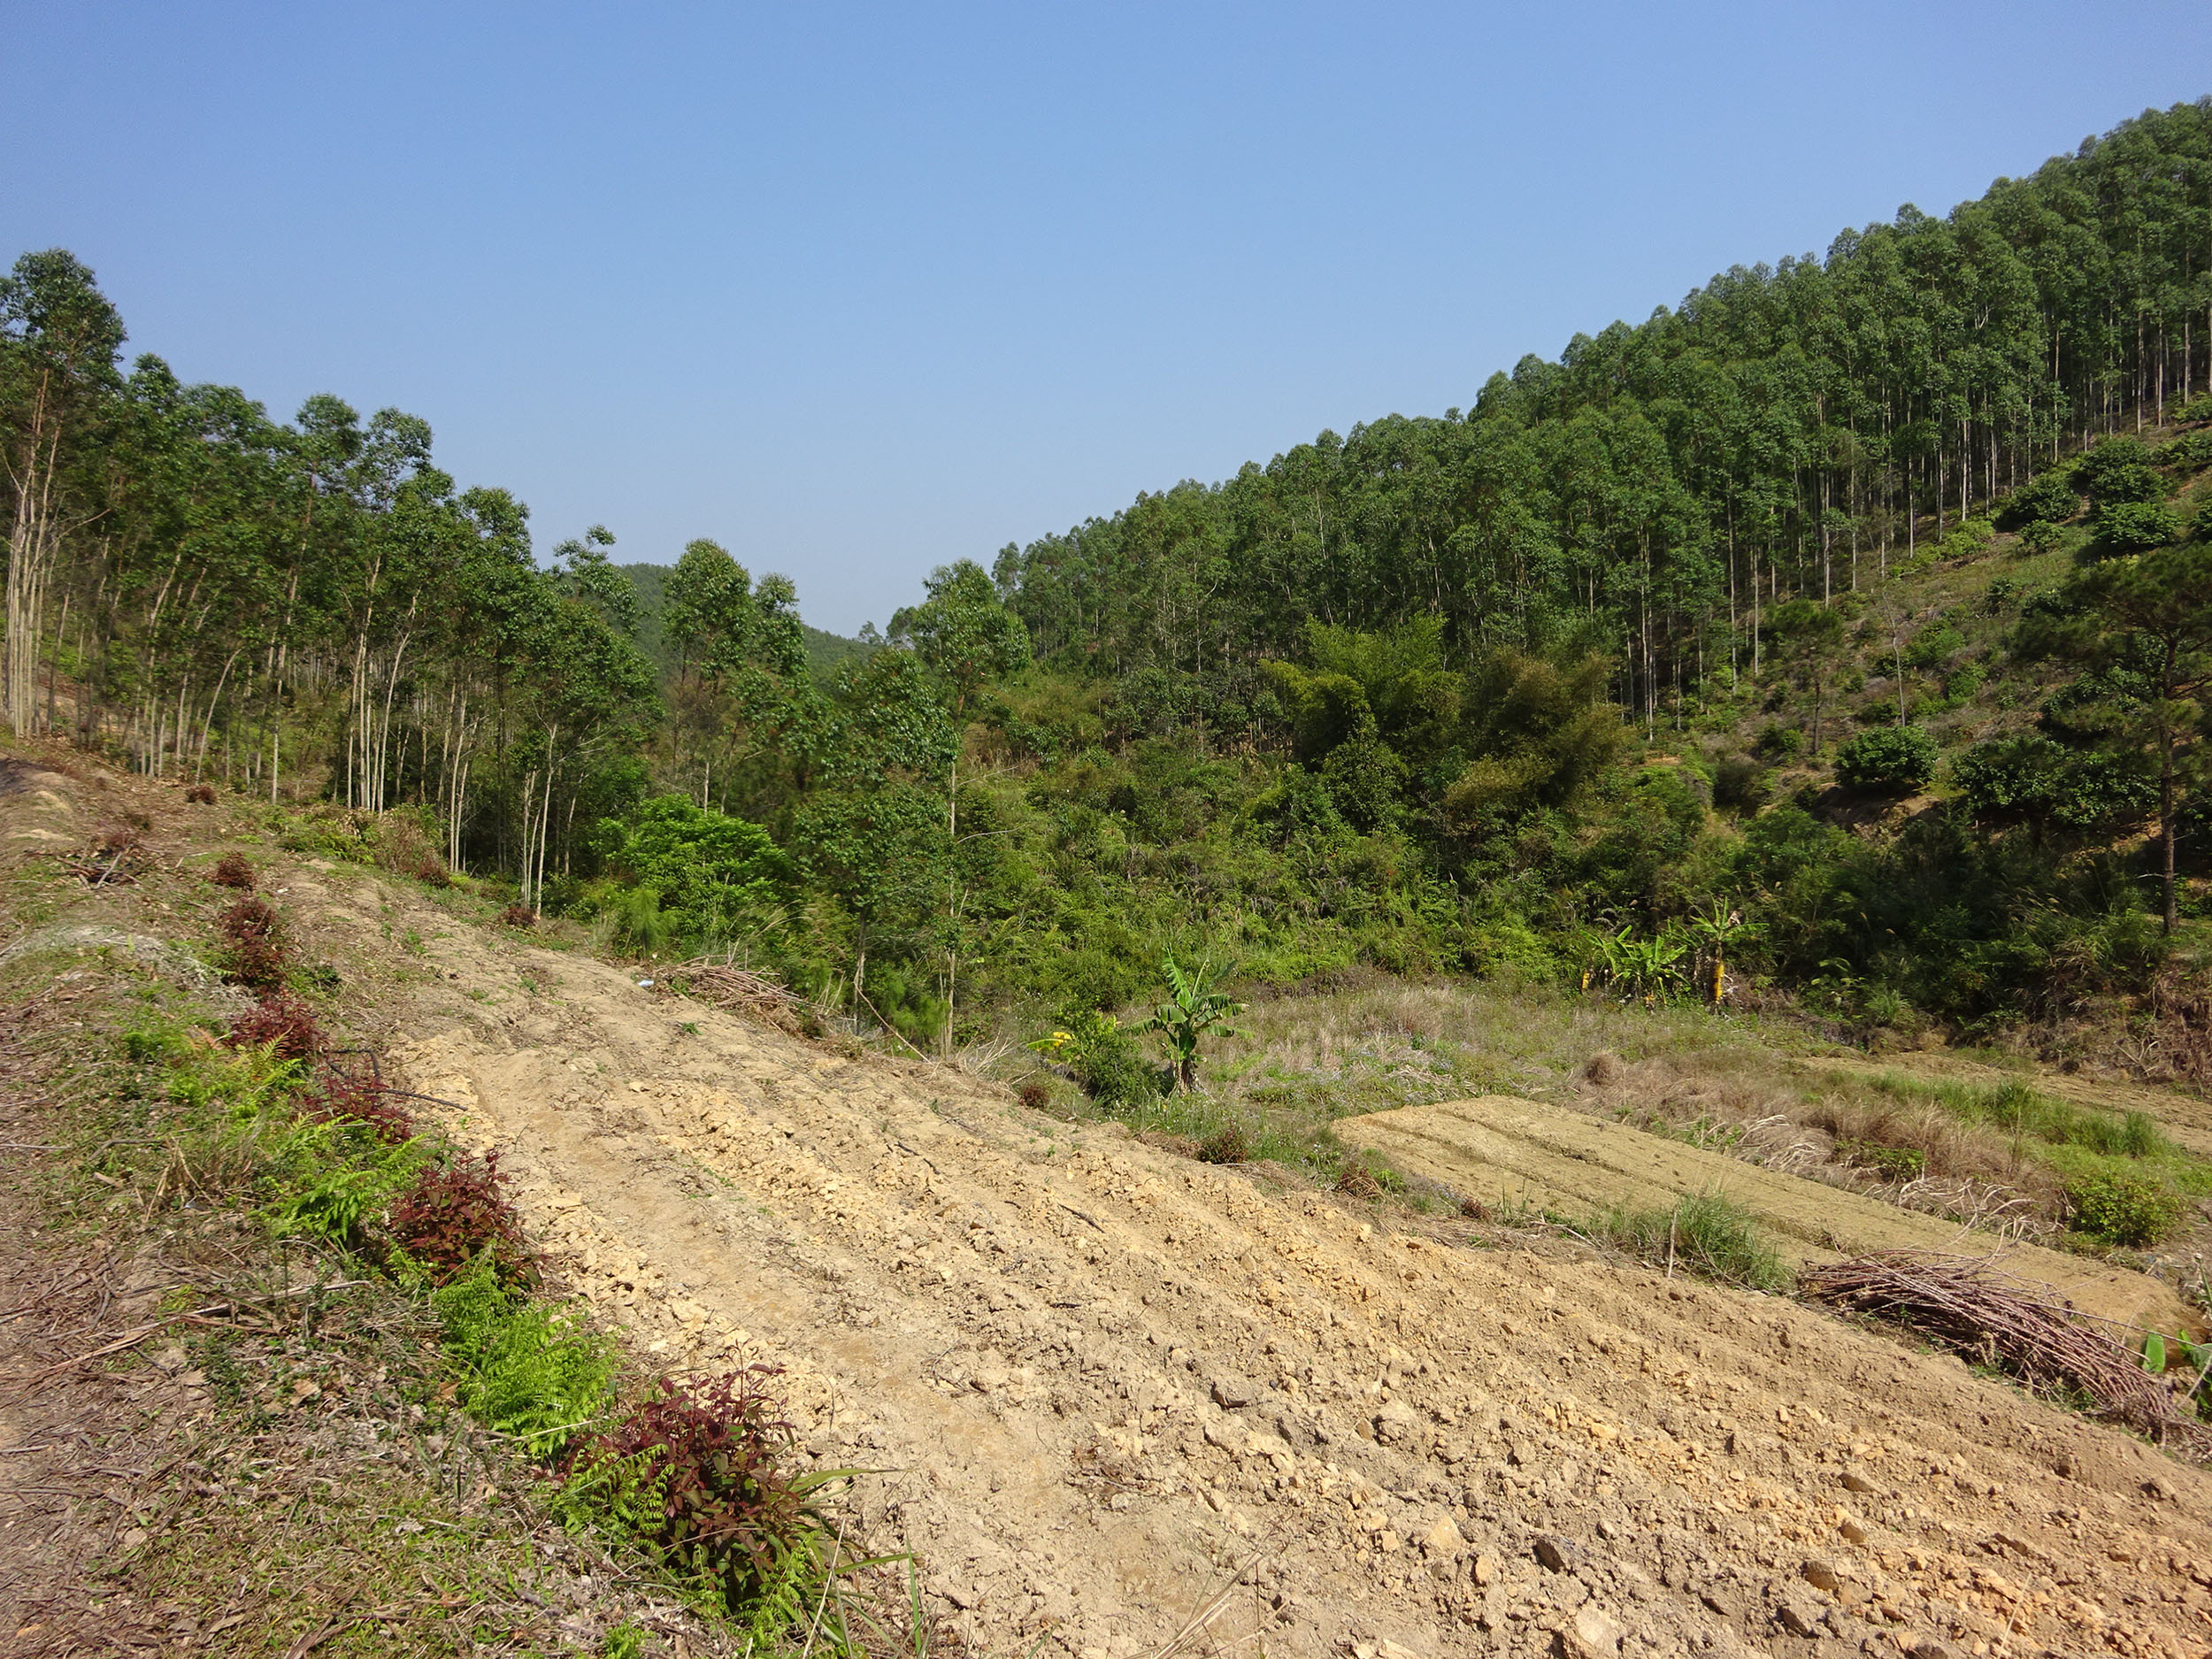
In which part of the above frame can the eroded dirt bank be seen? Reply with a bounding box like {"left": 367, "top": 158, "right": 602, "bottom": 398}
{"left": 260, "top": 861, "right": 2212, "bottom": 1659}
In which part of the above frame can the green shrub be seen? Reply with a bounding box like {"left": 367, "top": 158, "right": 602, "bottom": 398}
{"left": 594, "top": 795, "right": 792, "bottom": 948}
{"left": 2072, "top": 437, "right": 2166, "bottom": 507}
{"left": 2154, "top": 430, "right": 2212, "bottom": 472}
{"left": 1029, "top": 1010, "right": 1164, "bottom": 1110}
{"left": 598, "top": 883, "right": 678, "bottom": 957}
{"left": 1995, "top": 469, "right": 2082, "bottom": 529}
{"left": 1755, "top": 723, "right": 1803, "bottom": 762}
{"left": 1833, "top": 725, "right": 1937, "bottom": 795}
{"left": 1952, "top": 733, "right": 2155, "bottom": 832}
{"left": 1935, "top": 518, "right": 1995, "bottom": 561}
{"left": 2064, "top": 1169, "right": 2183, "bottom": 1247}
{"left": 1906, "top": 624, "right": 1966, "bottom": 670}
{"left": 2091, "top": 500, "right": 2184, "bottom": 553}
{"left": 1589, "top": 1193, "right": 1790, "bottom": 1291}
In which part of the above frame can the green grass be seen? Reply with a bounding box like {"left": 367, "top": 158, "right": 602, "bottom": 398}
{"left": 1867, "top": 1072, "right": 2174, "bottom": 1160}
{"left": 1582, "top": 1192, "right": 1792, "bottom": 1292}
{"left": 1862, "top": 1070, "right": 2211, "bottom": 1243}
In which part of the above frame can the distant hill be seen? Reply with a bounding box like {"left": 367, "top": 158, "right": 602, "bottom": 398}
{"left": 618, "top": 562, "right": 871, "bottom": 686}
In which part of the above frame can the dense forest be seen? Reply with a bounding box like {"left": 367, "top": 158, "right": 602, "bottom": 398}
{"left": 6, "top": 101, "right": 2212, "bottom": 1068}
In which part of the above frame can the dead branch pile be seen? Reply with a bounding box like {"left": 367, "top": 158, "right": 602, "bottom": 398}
{"left": 62, "top": 824, "right": 150, "bottom": 886}
{"left": 1802, "top": 1252, "right": 2208, "bottom": 1453}
{"left": 665, "top": 961, "right": 808, "bottom": 1034}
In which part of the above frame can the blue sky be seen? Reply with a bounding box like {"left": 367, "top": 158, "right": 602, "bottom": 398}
{"left": 5, "top": 3, "right": 2209, "bottom": 635}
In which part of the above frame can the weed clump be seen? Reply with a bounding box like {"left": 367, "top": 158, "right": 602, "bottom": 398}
{"left": 1836, "top": 1136, "right": 1926, "bottom": 1182}
{"left": 2066, "top": 1169, "right": 2185, "bottom": 1247}
{"left": 183, "top": 782, "right": 217, "bottom": 804}
{"left": 1334, "top": 1160, "right": 1385, "bottom": 1201}
{"left": 1197, "top": 1124, "right": 1252, "bottom": 1164}
{"left": 415, "top": 856, "right": 454, "bottom": 887}
{"left": 565, "top": 1369, "right": 835, "bottom": 1622}
{"left": 267, "top": 1125, "right": 420, "bottom": 1250}
{"left": 499, "top": 902, "right": 538, "bottom": 929}
{"left": 391, "top": 1152, "right": 533, "bottom": 1285}
{"left": 209, "top": 852, "right": 256, "bottom": 889}
{"left": 1590, "top": 1193, "right": 1791, "bottom": 1292}
{"left": 303, "top": 1069, "right": 417, "bottom": 1145}
{"left": 1018, "top": 1082, "right": 1048, "bottom": 1110}
{"left": 223, "top": 991, "right": 322, "bottom": 1062}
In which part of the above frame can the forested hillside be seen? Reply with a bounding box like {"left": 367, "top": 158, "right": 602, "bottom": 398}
{"left": 6, "top": 100, "right": 2212, "bottom": 1070}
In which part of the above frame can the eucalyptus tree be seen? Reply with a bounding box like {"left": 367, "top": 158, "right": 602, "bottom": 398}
{"left": 0, "top": 250, "right": 125, "bottom": 737}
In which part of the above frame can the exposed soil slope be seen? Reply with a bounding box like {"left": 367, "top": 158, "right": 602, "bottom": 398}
{"left": 1334, "top": 1098, "right": 2194, "bottom": 1332}
{"left": 314, "top": 879, "right": 2212, "bottom": 1658}
{"left": 5, "top": 755, "right": 2212, "bottom": 1658}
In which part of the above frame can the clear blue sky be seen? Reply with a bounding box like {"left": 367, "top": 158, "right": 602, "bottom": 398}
{"left": 5, "top": 4, "right": 2209, "bottom": 636}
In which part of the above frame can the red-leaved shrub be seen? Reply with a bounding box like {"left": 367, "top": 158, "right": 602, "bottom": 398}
{"left": 498, "top": 902, "right": 537, "bottom": 928}
{"left": 217, "top": 896, "right": 288, "bottom": 992}
{"left": 566, "top": 1369, "right": 810, "bottom": 1612}
{"left": 388, "top": 1153, "right": 531, "bottom": 1284}
{"left": 210, "top": 853, "right": 256, "bottom": 889}
{"left": 1018, "top": 1082, "right": 1048, "bottom": 1110}
{"left": 224, "top": 991, "right": 322, "bottom": 1061}
{"left": 303, "top": 1069, "right": 418, "bottom": 1145}
{"left": 184, "top": 783, "right": 217, "bottom": 804}
{"left": 414, "top": 856, "right": 453, "bottom": 888}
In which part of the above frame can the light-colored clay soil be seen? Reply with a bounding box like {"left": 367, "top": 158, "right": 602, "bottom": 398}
{"left": 1334, "top": 1098, "right": 2194, "bottom": 1332}
{"left": 8, "top": 754, "right": 2212, "bottom": 1658}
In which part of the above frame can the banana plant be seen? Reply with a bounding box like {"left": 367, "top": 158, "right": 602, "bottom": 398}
{"left": 1141, "top": 956, "right": 1246, "bottom": 1091}
{"left": 1686, "top": 897, "right": 1763, "bottom": 1008}
{"left": 1618, "top": 926, "right": 1690, "bottom": 1006}
{"left": 1587, "top": 924, "right": 1687, "bottom": 1005}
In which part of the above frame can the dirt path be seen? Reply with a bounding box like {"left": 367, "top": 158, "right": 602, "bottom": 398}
{"left": 247, "top": 863, "right": 2212, "bottom": 1659}
{"left": 1335, "top": 1098, "right": 2195, "bottom": 1332}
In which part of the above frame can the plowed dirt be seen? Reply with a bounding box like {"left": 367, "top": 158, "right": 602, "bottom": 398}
{"left": 7, "top": 752, "right": 2212, "bottom": 1659}
{"left": 1333, "top": 1097, "right": 2194, "bottom": 1332}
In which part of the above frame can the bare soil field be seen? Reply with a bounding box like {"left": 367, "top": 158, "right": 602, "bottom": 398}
{"left": 1333, "top": 1098, "right": 2196, "bottom": 1331}
{"left": 5, "top": 747, "right": 2212, "bottom": 1659}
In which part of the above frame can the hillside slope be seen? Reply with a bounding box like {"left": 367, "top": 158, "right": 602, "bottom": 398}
{"left": 233, "top": 808, "right": 2212, "bottom": 1654}
{"left": 7, "top": 750, "right": 2212, "bottom": 1658}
